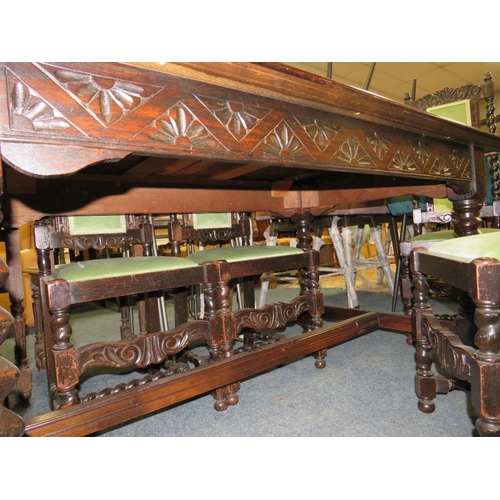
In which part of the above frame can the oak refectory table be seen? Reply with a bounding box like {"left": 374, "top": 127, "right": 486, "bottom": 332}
{"left": 1, "top": 62, "right": 498, "bottom": 436}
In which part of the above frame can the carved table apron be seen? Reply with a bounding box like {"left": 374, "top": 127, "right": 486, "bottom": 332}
{"left": 1, "top": 62, "right": 499, "bottom": 436}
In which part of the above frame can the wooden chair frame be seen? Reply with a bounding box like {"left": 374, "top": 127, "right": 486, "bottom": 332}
{"left": 31, "top": 214, "right": 159, "bottom": 371}
{"left": 398, "top": 72, "right": 498, "bottom": 313}
{"left": 32, "top": 214, "right": 259, "bottom": 413}
{"left": 166, "top": 211, "right": 326, "bottom": 363}
{"left": 411, "top": 246, "right": 500, "bottom": 437}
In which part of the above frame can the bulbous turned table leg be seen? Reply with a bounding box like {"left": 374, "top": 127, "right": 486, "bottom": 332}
{"left": 452, "top": 197, "right": 483, "bottom": 237}
{"left": 291, "top": 212, "right": 313, "bottom": 251}
{"left": 299, "top": 258, "right": 326, "bottom": 369}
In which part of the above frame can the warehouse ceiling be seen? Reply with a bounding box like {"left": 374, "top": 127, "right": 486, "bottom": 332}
{"left": 286, "top": 62, "right": 500, "bottom": 103}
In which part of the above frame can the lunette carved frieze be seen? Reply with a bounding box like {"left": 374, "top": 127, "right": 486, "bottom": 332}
{"left": 38, "top": 63, "right": 164, "bottom": 127}
{"left": 334, "top": 134, "right": 373, "bottom": 166}
{"left": 2, "top": 62, "right": 474, "bottom": 181}
{"left": 295, "top": 117, "right": 340, "bottom": 152}
{"left": 390, "top": 146, "right": 419, "bottom": 172}
{"left": 8, "top": 74, "right": 74, "bottom": 133}
{"left": 412, "top": 140, "right": 432, "bottom": 165}
{"left": 143, "top": 101, "right": 225, "bottom": 150}
{"left": 254, "top": 120, "right": 313, "bottom": 160}
{"left": 429, "top": 155, "right": 453, "bottom": 176}
{"left": 197, "top": 94, "right": 270, "bottom": 142}
{"left": 366, "top": 131, "right": 392, "bottom": 160}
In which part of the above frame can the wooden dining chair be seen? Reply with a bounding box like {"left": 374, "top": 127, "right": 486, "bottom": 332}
{"left": 387, "top": 194, "right": 456, "bottom": 312}
{"left": 31, "top": 214, "right": 157, "bottom": 370}
{"left": 155, "top": 212, "right": 248, "bottom": 323}
{"left": 32, "top": 214, "right": 241, "bottom": 412}
{"left": 397, "top": 71, "right": 499, "bottom": 314}
{"left": 166, "top": 211, "right": 325, "bottom": 365}
{"left": 410, "top": 231, "right": 500, "bottom": 437}
{"left": 257, "top": 217, "right": 322, "bottom": 308}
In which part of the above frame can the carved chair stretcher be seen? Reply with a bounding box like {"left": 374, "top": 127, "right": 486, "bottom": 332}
{"left": 411, "top": 232, "right": 500, "bottom": 437}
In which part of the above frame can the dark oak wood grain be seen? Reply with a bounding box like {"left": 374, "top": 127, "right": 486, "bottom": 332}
{"left": 1, "top": 62, "right": 499, "bottom": 436}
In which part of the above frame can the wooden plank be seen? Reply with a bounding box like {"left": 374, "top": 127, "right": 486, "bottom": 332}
{"left": 323, "top": 306, "right": 412, "bottom": 334}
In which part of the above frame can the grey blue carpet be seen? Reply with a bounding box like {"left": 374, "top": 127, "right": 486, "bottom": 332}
{"left": 1, "top": 286, "right": 477, "bottom": 437}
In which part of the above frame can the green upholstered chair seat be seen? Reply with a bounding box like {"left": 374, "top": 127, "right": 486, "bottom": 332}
{"left": 426, "top": 232, "right": 500, "bottom": 263}
{"left": 186, "top": 245, "right": 304, "bottom": 264}
{"left": 412, "top": 227, "right": 500, "bottom": 244}
{"left": 52, "top": 256, "right": 198, "bottom": 282}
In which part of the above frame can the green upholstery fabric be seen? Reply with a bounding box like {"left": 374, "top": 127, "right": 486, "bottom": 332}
{"left": 427, "top": 232, "right": 500, "bottom": 263}
{"left": 68, "top": 215, "right": 127, "bottom": 235}
{"left": 186, "top": 245, "right": 303, "bottom": 264}
{"left": 432, "top": 198, "right": 453, "bottom": 213}
{"left": 412, "top": 227, "right": 500, "bottom": 244}
{"left": 52, "top": 256, "right": 198, "bottom": 282}
{"left": 426, "top": 99, "right": 472, "bottom": 126}
{"left": 192, "top": 212, "right": 232, "bottom": 229}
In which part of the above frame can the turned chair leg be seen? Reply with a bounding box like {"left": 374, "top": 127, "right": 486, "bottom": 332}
{"left": 45, "top": 280, "right": 80, "bottom": 410}
{"left": 30, "top": 280, "right": 46, "bottom": 371}
{"left": 205, "top": 262, "right": 240, "bottom": 412}
{"left": 471, "top": 289, "right": 500, "bottom": 437}
{"left": 412, "top": 268, "right": 437, "bottom": 413}
{"left": 399, "top": 242, "right": 414, "bottom": 321}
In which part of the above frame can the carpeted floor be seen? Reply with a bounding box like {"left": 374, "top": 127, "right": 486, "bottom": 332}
{"left": 0, "top": 276, "right": 477, "bottom": 438}
{"left": 2, "top": 274, "right": 486, "bottom": 500}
